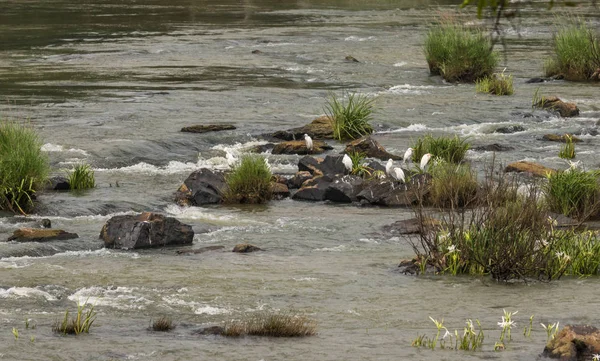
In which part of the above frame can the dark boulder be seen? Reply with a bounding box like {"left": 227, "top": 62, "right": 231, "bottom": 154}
{"left": 324, "top": 175, "right": 365, "bottom": 203}
{"left": 298, "top": 155, "right": 347, "bottom": 177}
{"left": 100, "top": 212, "right": 194, "bottom": 250}
{"left": 494, "top": 125, "right": 525, "bottom": 134}
{"left": 345, "top": 55, "right": 360, "bottom": 63}
{"left": 535, "top": 96, "right": 580, "bottom": 117}
{"left": 271, "top": 182, "right": 290, "bottom": 199}
{"left": 175, "top": 168, "right": 227, "bottom": 206}
{"left": 288, "top": 171, "right": 313, "bottom": 189}
{"left": 357, "top": 174, "right": 430, "bottom": 207}
{"left": 232, "top": 243, "right": 262, "bottom": 253}
{"left": 251, "top": 143, "right": 275, "bottom": 153}
{"left": 271, "top": 116, "right": 334, "bottom": 140}
{"left": 292, "top": 176, "right": 332, "bottom": 201}
{"left": 45, "top": 176, "right": 70, "bottom": 191}
{"left": 472, "top": 144, "right": 514, "bottom": 152}
{"left": 543, "top": 325, "right": 600, "bottom": 361}
{"left": 272, "top": 140, "right": 332, "bottom": 155}
{"left": 8, "top": 228, "right": 78, "bottom": 242}
{"left": 344, "top": 136, "right": 401, "bottom": 161}
{"left": 181, "top": 124, "right": 236, "bottom": 133}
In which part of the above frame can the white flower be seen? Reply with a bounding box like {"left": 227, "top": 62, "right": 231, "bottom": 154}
{"left": 443, "top": 328, "right": 452, "bottom": 339}
{"left": 592, "top": 353, "right": 600, "bottom": 361}
{"left": 447, "top": 244, "right": 457, "bottom": 254}
{"left": 498, "top": 317, "right": 516, "bottom": 329}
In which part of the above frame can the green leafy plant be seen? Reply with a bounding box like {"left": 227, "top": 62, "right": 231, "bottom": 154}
{"left": 224, "top": 155, "right": 273, "bottom": 204}
{"left": 411, "top": 134, "right": 470, "bottom": 164}
{"left": 558, "top": 134, "right": 576, "bottom": 159}
{"left": 424, "top": 20, "right": 498, "bottom": 82}
{"left": 68, "top": 163, "right": 96, "bottom": 190}
{"left": 347, "top": 151, "right": 373, "bottom": 177}
{"left": 428, "top": 161, "right": 478, "bottom": 208}
{"left": 475, "top": 72, "right": 514, "bottom": 95}
{"left": 52, "top": 301, "right": 97, "bottom": 335}
{"left": 223, "top": 311, "right": 317, "bottom": 337}
{"left": 11, "top": 327, "right": 19, "bottom": 340}
{"left": 324, "top": 92, "right": 375, "bottom": 141}
{"left": 544, "top": 168, "right": 600, "bottom": 220}
{"left": 0, "top": 120, "right": 49, "bottom": 214}
{"left": 544, "top": 20, "right": 600, "bottom": 81}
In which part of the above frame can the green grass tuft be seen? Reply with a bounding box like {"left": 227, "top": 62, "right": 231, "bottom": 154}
{"left": 68, "top": 163, "right": 96, "bottom": 190}
{"left": 558, "top": 134, "right": 576, "bottom": 159}
{"left": 411, "top": 134, "right": 470, "bottom": 164}
{"left": 52, "top": 302, "right": 97, "bottom": 335}
{"left": 544, "top": 169, "right": 600, "bottom": 220}
{"left": 544, "top": 20, "right": 600, "bottom": 81}
{"left": 346, "top": 151, "right": 373, "bottom": 177}
{"left": 475, "top": 72, "right": 514, "bottom": 95}
{"left": 428, "top": 161, "right": 478, "bottom": 208}
{"left": 0, "top": 120, "right": 49, "bottom": 214}
{"left": 424, "top": 21, "right": 498, "bottom": 82}
{"left": 224, "top": 155, "right": 273, "bottom": 204}
{"left": 223, "top": 311, "right": 317, "bottom": 337}
{"left": 324, "top": 92, "right": 375, "bottom": 141}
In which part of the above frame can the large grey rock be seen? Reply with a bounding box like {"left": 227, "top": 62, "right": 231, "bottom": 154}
{"left": 357, "top": 174, "right": 430, "bottom": 207}
{"left": 543, "top": 325, "right": 600, "bottom": 361}
{"left": 344, "top": 136, "right": 401, "bottom": 161}
{"left": 324, "top": 175, "right": 365, "bottom": 203}
{"left": 298, "top": 155, "right": 347, "bottom": 177}
{"left": 175, "top": 168, "right": 227, "bottom": 206}
{"left": 100, "top": 212, "right": 194, "bottom": 250}
{"left": 292, "top": 176, "right": 332, "bottom": 201}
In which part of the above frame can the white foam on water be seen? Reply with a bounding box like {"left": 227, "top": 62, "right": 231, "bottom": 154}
{"left": 393, "top": 61, "right": 407, "bottom": 67}
{"left": 358, "top": 238, "right": 380, "bottom": 244}
{"left": 0, "top": 248, "right": 139, "bottom": 263}
{"left": 314, "top": 245, "right": 346, "bottom": 252}
{"left": 41, "top": 143, "right": 89, "bottom": 155}
{"left": 194, "top": 305, "right": 231, "bottom": 315}
{"left": 385, "top": 84, "right": 437, "bottom": 95}
{"left": 0, "top": 287, "right": 57, "bottom": 301}
{"left": 382, "top": 123, "right": 428, "bottom": 133}
{"left": 27, "top": 211, "right": 138, "bottom": 223}
{"left": 164, "top": 204, "right": 235, "bottom": 223}
{"left": 68, "top": 286, "right": 152, "bottom": 310}
{"left": 344, "top": 35, "right": 376, "bottom": 42}
{"left": 293, "top": 277, "right": 318, "bottom": 282}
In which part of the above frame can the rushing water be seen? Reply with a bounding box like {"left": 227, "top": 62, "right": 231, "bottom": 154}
{"left": 1, "top": 0, "right": 600, "bottom": 360}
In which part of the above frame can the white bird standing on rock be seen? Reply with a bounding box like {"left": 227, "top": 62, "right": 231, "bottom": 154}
{"left": 304, "top": 134, "right": 313, "bottom": 152}
{"left": 403, "top": 147, "right": 413, "bottom": 165}
{"left": 342, "top": 154, "right": 353, "bottom": 173}
{"left": 226, "top": 151, "right": 237, "bottom": 167}
{"left": 264, "top": 157, "right": 272, "bottom": 172}
{"left": 385, "top": 158, "right": 394, "bottom": 177}
{"left": 392, "top": 167, "right": 406, "bottom": 183}
{"left": 420, "top": 153, "right": 432, "bottom": 170}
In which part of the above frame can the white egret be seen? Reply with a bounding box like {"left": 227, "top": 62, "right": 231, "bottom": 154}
{"left": 304, "top": 134, "right": 313, "bottom": 151}
{"left": 403, "top": 147, "right": 413, "bottom": 165}
{"left": 225, "top": 151, "right": 237, "bottom": 167}
{"left": 420, "top": 153, "right": 432, "bottom": 170}
{"left": 385, "top": 158, "right": 393, "bottom": 177}
{"left": 392, "top": 167, "right": 405, "bottom": 183}
{"left": 264, "top": 157, "right": 272, "bottom": 172}
{"left": 342, "top": 154, "right": 353, "bottom": 173}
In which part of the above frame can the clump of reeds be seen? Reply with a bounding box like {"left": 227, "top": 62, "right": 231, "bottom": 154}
{"left": 223, "top": 311, "right": 317, "bottom": 337}
{"left": 324, "top": 92, "right": 375, "bottom": 141}
{"left": 544, "top": 168, "right": 600, "bottom": 221}
{"left": 544, "top": 20, "right": 600, "bottom": 81}
{"left": 424, "top": 20, "right": 498, "bottom": 82}
{"left": 152, "top": 316, "right": 175, "bottom": 332}
{"left": 347, "top": 151, "right": 373, "bottom": 177}
{"left": 428, "top": 161, "right": 478, "bottom": 208}
{"left": 411, "top": 134, "right": 470, "bottom": 164}
{"left": 52, "top": 302, "right": 97, "bottom": 335}
{"left": 224, "top": 155, "right": 273, "bottom": 204}
{"left": 475, "top": 72, "right": 514, "bottom": 95}
{"left": 0, "top": 120, "right": 49, "bottom": 214}
{"left": 558, "top": 134, "right": 576, "bottom": 159}
{"left": 68, "top": 163, "right": 96, "bottom": 190}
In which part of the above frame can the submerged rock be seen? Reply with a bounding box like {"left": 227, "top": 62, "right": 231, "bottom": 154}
{"left": 193, "top": 326, "right": 225, "bottom": 335}
{"left": 45, "top": 176, "right": 70, "bottom": 191}
{"left": 100, "top": 212, "right": 194, "bottom": 250}
{"left": 180, "top": 124, "right": 236, "bottom": 133}
{"left": 175, "top": 168, "right": 227, "bottom": 206}
{"left": 271, "top": 140, "right": 332, "bottom": 155}
{"left": 7, "top": 228, "right": 78, "bottom": 242}
{"left": 542, "top": 134, "right": 582, "bottom": 143}
{"left": 344, "top": 136, "right": 401, "bottom": 161}
{"left": 381, "top": 217, "right": 441, "bottom": 235}
{"left": 345, "top": 55, "right": 360, "bottom": 63}
{"left": 494, "top": 125, "right": 525, "bottom": 134}
{"left": 232, "top": 243, "right": 262, "bottom": 253}
{"left": 472, "top": 143, "right": 514, "bottom": 152}
{"left": 271, "top": 115, "right": 334, "bottom": 140}
{"left": 177, "top": 246, "right": 225, "bottom": 255}
{"left": 535, "top": 96, "right": 580, "bottom": 117}
{"left": 543, "top": 325, "right": 600, "bottom": 361}
{"left": 505, "top": 161, "right": 556, "bottom": 178}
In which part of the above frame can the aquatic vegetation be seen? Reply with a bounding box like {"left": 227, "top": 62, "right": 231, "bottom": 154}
{"left": 541, "top": 322, "right": 560, "bottom": 343}
{"left": 346, "top": 151, "right": 373, "bottom": 177}
{"left": 428, "top": 161, "right": 478, "bottom": 208}
{"left": 68, "top": 163, "right": 96, "bottom": 190}
{"left": 523, "top": 315, "right": 534, "bottom": 337}
{"left": 52, "top": 302, "right": 97, "bottom": 335}
{"left": 558, "top": 134, "right": 576, "bottom": 159}
{"left": 152, "top": 316, "right": 174, "bottom": 332}
{"left": 498, "top": 309, "right": 517, "bottom": 342}
{"left": 544, "top": 168, "right": 600, "bottom": 220}
{"left": 324, "top": 92, "right": 375, "bottom": 141}
{"left": 411, "top": 134, "right": 470, "bottom": 164}
{"left": 0, "top": 120, "right": 49, "bottom": 214}
{"left": 475, "top": 72, "right": 514, "bottom": 95}
{"left": 424, "top": 20, "right": 498, "bottom": 82}
{"left": 224, "top": 155, "right": 273, "bottom": 204}
{"left": 12, "top": 327, "right": 19, "bottom": 340}
{"left": 544, "top": 21, "right": 600, "bottom": 81}
{"left": 223, "top": 311, "right": 317, "bottom": 337}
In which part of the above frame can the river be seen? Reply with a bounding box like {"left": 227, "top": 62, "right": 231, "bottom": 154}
{"left": 1, "top": 0, "right": 599, "bottom": 360}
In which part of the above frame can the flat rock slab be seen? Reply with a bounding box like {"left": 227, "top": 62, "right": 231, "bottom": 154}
{"left": 505, "top": 161, "right": 556, "bottom": 178}
{"left": 542, "top": 134, "right": 582, "bottom": 143}
{"left": 536, "top": 96, "right": 580, "bottom": 117}
{"left": 543, "top": 325, "right": 600, "bottom": 361}
{"left": 7, "top": 228, "right": 79, "bottom": 242}
{"left": 472, "top": 144, "right": 514, "bottom": 152}
{"left": 271, "top": 115, "right": 334, "bottom": 140}
{"left": 272, "top": 140, "right": 332, "bottom": 155}
{"left": 344, "top": 136, "right": 401, "bottom": 161}
{"left": 232, "top": 243, "right": 262, "bottom": 253}
{"left": 181, "top": 124, "right": 236, "bottom": 133}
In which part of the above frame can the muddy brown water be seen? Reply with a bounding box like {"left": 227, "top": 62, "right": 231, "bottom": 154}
{"left": 1, "top": 1, "right": 600, "bottom": 360}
